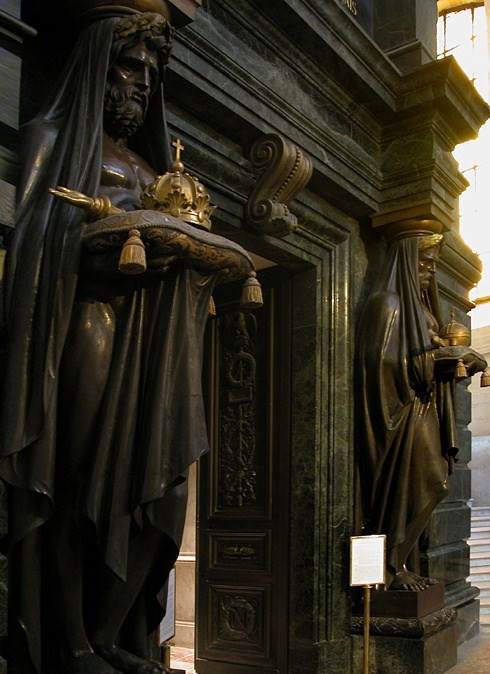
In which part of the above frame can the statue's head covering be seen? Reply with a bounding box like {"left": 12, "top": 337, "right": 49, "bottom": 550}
{"left": 3, "top": 11, "right": 173, "bottom": 470}
{"left": 71, "top": 0, "right": 172, "bottom": 24}
{"left": 54, "top": 0, "right": 198, "bottom": 31}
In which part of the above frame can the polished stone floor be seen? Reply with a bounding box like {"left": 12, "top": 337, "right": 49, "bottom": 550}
{"left": 171, "top": 647, "right": 196, "bottom": 673}
{"left": 446, "top": 626, "right": 490, "bottom": 674}
{"left": 171, "top": 627, "right": 490, "bottom": 673}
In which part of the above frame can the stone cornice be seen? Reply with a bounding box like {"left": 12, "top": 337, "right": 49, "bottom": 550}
{"left": 168, "top": 1, "right": 488, "bottom": 238}
{"left": 247, "top": 0, "right": 400, "bottom": 112}
{"left": 395, "top": 56, "right": 490, "bottom": 148}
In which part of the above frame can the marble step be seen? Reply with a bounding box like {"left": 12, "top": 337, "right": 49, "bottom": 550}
{"left": 471, "top": 507, "right": 490, "bottom": 515}
{"left": 468, "top": 540, "right": 490, "bottom": 553}
{"left": 469, "top": 553, "right": 490, "bottom": 566}
{"left": 470, "top": 528, "right": 490, "bottom": 538}
{"left": 468, "top": 569, "right": 490, "bottom": 587}
{"left": 472, "top": 580, "right": 490, "bottom": 590}
{"left": 470, "top": 580, "right": 490, "bottom": 587}
{"left": 471, "top": 517, "right": 490, "bottom": 524}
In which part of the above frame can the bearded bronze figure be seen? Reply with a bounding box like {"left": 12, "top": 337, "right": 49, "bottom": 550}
{"left": 0, "top": 3, "right": 258, "bottom": 672}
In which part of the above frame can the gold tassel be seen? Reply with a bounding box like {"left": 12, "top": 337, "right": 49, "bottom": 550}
{"left": 240, "top": 271, "right": 263, "bottom": 309}
{"left": 455, "top": 358, "right": 467, "bottom": 379}
{"left": 209, "top": 296, "right": 216, "bottom": 317}
{"left": 481, "top": 369, "right": 490, "bottom": 387}
{"left": 118, "top": 229, "right": 147, "bottom": 275}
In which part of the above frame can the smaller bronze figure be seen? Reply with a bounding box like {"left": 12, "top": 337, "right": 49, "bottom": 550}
{"left": 357, "top": 233, "right": 486, "bottom": 591}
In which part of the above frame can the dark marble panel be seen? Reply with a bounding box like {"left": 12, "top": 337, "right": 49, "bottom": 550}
{"left": 0, "top": 143, "right": 17, "bottom": 186}
{"left": 456, "top": 428, "right": 472, "bottom": 465}
{"left": 445, "top": 580, "right": 478, "bottom": 609}
{"left": 0, "top": 47, "right": 20, "bottom": 130}
{"left": 454, "top": 598, "right": 480, "bottom": 645}
{"left": 446, "top": 466, "right": 471, "bottom": 502}
{"left": 426, "top": 504, "right": 470, "bottom": 548}
{"left": 352, "top": 622, "right": 457, "bottom": 674}
{"left": 422, "top": 542, "right": 470, "bottom": 585}
{"left": 0, "top": 178, "right": 14, "bottom": 231}
{"left": 289, "top": 267, "right": 320, "bottom": 647}
{"left": 2, "top": 0, "right": 20, "bottom": 18}
{"left": 288, "top": 638, "right": 354, "bottom": 674}
{"left": 0, "top": 553, "right": 6, "bottom": 674}
{"left": 455, "top": 386, "right": 472, "bottom": 429}
{"left": 0, "top": 482, "right": 6, "bottom": 540}
{"left": 346, "top": 0, "right": 374, "bottom": 35}
{"left": 373, "top": 0, "right": 437, "bottom": 66}
{"left": 374, "top": 0, "right": 415, "bottom": 50}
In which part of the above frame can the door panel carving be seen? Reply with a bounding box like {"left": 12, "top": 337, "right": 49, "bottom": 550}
{"left": 197, "top": 269, "right": 290, "bottom": 674}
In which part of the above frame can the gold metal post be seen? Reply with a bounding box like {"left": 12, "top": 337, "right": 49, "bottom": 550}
{"left": 363, "top": 585, "right": 372, "bottom": 674}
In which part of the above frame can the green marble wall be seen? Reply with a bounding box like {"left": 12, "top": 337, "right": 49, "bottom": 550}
{"left": 7, "top": 0, "right": 489, "bottom": 672}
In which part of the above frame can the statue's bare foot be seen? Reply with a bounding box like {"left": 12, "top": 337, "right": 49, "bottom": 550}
{"left": 64, "top": 651, "right": 116, "bottom": 673}
{"left": 390, "top": 570, "right": 439, "bottom": 591}
{"left": 94, "top": 644, "right": 168, "bottom": 674}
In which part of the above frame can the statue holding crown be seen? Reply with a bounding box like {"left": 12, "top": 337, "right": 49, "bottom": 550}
{"left": 356, "top": 230, "right": 487, "bottom": 592}
{"left": 0, "top": 2, "right": 260, "bottom": 672}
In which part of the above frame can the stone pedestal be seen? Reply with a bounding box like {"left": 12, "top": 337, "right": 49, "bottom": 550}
{"left": 352, "top": 620, "right": 457, "bottom": 674}
{"left": 351, "top": 585, "right": 457, "bottom": 674}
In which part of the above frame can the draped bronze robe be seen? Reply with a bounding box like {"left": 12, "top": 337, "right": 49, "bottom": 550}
{"left": 0, "top": 18, "right": 235, "bottom": 671}
{"left": 357, "top": 237, "right": 457, "bottom": 574}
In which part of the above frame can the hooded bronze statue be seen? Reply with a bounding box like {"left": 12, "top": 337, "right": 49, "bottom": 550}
{"left": 0, "top": 2, "right": 259, "bottom": 672}
{"left": 356, "top": 233, "right": 486, "bottom": 592}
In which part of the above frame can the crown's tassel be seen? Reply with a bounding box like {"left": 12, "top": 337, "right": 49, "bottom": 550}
{"left": 118, "top": 229, "right": 147, "bottom": 275}
{"left": 209, "top": 296, "right": 216, "bottom": 317}
{"left": 455, "top": 358, "right": 467, "bottom": 379}
{"left": 481, "top": 368, "right": 490, "bottom": 387}
{"left": 240, "top": 271, "right": 263, "bottom": 309}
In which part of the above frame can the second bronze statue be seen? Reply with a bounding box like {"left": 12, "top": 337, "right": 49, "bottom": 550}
{"left": 356, "top": 233, "right": 487, "bottom": 592}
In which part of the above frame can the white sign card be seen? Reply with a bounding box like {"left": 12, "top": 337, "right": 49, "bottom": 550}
{"left": 350, "top": 535, "right": 386, "bottom": 586}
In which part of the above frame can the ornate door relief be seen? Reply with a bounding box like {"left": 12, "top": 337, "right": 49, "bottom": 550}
{"left": 197, "top": 269, "right": 291, "bottom": 674}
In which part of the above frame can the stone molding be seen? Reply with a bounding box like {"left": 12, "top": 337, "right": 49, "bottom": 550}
{"left": 351, "top": 607, "right": 457, "bottom": 638}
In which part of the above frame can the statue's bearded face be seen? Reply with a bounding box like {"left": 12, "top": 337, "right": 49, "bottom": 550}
{"left": 418, "top": 246, "right": 439, "bottom": 291}
{"left": 104, "top": 41, "right": 160, "bottom": 139}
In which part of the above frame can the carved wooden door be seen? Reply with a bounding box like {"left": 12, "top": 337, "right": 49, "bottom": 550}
{"left": 196, "top": 268, "right": 290, "bottom": 674}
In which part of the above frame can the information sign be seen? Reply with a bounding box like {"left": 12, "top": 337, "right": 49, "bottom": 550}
{"left": 350, "top": 535, "right": 386, "bottom": 587}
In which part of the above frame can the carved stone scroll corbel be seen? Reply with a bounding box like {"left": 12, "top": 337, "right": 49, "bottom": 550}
{"left": 246, "top": 134, "right": 312, "bottom": 237}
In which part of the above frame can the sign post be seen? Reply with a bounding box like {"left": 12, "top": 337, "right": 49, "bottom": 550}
{"left": 350, "top": 535, "right": 386, "bottom": 674}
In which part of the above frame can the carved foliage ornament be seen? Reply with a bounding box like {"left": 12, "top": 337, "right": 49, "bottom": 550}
{"left": 246, "top": 134, "right": 312, "bottom": 237}
{"left": 218, "top": 311, "right": 258, "bottom": 508}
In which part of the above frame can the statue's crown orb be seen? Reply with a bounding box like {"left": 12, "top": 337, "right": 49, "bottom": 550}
{"left": 439, "top": 311, "right": 470, "bottom": 347}
{"left": 141, "top": 140, "right": 216, "bottom": 231}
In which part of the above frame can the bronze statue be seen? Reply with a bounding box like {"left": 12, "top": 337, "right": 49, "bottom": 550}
{"left": 356, "top": 233, "right": 487, "bottom": 591}
{"left": 0, "top": 3, "right": 258, "bottom": 672}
